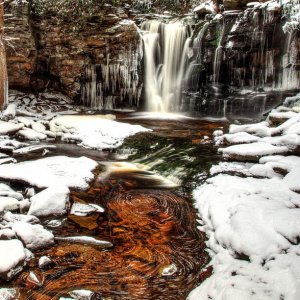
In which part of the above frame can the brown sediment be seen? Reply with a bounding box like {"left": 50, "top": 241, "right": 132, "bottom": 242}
{"left": 16, "top": 187, "right": 209, "bottom": 300}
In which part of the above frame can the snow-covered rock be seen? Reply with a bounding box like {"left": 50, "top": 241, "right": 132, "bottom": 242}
{"left": 0, "top": 121, "right": 23, "bottom": 135}
{"left": 17, "top": 128, "right": 47, "bottom": 141}
{"left": 0, "top": 288, "right": 19, "bottom": 299}
{"left": 70, "top": 202, "right": 104, "bottom": 216}
{"left": 0, "top": 156, "right": 98, "bottom": 190}
{"left": 12, "top": 222, "right": 55, "bottom": 250}
{"left": 28, "top": 185, "right": 70, "bottom": 217}
{"left": 1, "top": 104, "right": 17, "bottom": 121}
{"left": 49, "top": 115, "right": 150, "bottom": 149}
{"left": 38, "top": 256, "right": 53, "bottom": 269}
{"left": 220, "top": 142, "right": 288, "bottom": 161}
{"left": 0, "top": 239, "right": 26, "bottom": 280}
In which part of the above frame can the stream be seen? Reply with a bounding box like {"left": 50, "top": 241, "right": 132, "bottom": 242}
{"left": 1, "top": 114, "right": 226, "bottom": 299}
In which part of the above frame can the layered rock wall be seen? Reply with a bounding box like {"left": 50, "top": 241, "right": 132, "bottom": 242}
{"left": 0, "top": 2, "right": 7, "bottom": 109}
{"left": 5, "top": 1, "right": 142, "bottom": 108}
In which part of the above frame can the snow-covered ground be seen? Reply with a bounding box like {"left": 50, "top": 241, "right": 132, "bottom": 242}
{"left": 189, "top": 93, "right": 300, "bottom": 300}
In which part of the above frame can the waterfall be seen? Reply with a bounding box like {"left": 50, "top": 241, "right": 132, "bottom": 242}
{"left": 213, "top": 18, "right": 226, "bottom": 84}
{"left": 142, "top": 20, "right": 189, "bottom": 112}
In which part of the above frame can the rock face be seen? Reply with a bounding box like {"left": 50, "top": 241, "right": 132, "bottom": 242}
{"left": 4, "top": 1, "right": 36, "bottom": 91}
{"left": 0, "top": 2, "right": 7, "bottom": 109}
{"left": 5, "top": 1, "right": 142, "bottom": 109}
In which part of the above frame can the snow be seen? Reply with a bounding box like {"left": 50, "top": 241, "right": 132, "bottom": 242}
{"left": 191, "top": 91, "right": 300, "bottom": 300}
{"left": 12, "top": 222, "right": 55, "bottom": 250}
{"left": 0, "top": 156, "right": 98, "bottom": 190}
{"left": 220, "top": 142, "right": 288, "bottom": 160}
{"left": 0, "top": 240, "right": 26, "bottom": 280}
{"left": 38, "top": 256, "right": 52, "bottom": 269}
{"left": 70, "top": 202, "right": 104, "bottom": 216}
{"left": 216, "top": 132, "right": 260, "bottom": 145}
{"left": 0, "top": 121, "right": 24, "bottom": 135}
{"left": 69, "top": 290, "right": 94, "bottom": 300}
{"left": 1, "top": 104, "right": 17, "bottom": 121}
{"left": 229, "top": 122, "right": 271, "bottom": 137}
{"left": 0, "top": 288, "right": 19, "bottom": 299}
{"left": 0, "top": 197, "right": 21, "bottom": 213}
{"left": 28, "top": 185, "right": 70, "bottom": 217}
{"left": 17, "top": 128, "right": 47, "bottom": 141}
{"left": 49, "top": 115, "right": 150, "bottom": 149}
{"left": 190, "top": 174, "right": 300, "bottom": 300}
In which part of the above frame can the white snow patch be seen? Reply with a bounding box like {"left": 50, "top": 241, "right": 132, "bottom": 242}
{"left": 28, "top": 185, "right": 70, "bottom": 217}
{"left": 12, "top": 222, "right": 55, "bottom": 250}
{"left": 0, "top": 240, "right": 26, "bottom": 280}
{"left": 0, "top": 156, "right": 98, "bottom": 190}
{"left": 49, "top": 115, "right": 150, "bottom": 149}
{"left": 190, "top": 174, "right": 300, "bottom": 300}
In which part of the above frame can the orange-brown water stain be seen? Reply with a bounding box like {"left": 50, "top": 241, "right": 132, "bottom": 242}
{"left": 14, "top": 175, "right": 209, "bottom": 300}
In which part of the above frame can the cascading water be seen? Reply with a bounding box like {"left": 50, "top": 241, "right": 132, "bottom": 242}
{"left": 141, "top": 20, "right": 190, "bottom": 112}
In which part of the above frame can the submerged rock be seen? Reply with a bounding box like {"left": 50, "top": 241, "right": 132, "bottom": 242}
{"left": 55, "top": 236, "right": 113, "bottom": 248}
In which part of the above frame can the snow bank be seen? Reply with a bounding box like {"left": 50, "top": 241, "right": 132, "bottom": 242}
{"left": 191, "top": 92, "right": 300, "bottom": 300}
{"left": 0, "top": 156, "right": 98, "bottom": 190}
{"left": 190, "top": 174, "right": 300, "bottom": 300}
{"left": 49, "top": 115, "right": 150, "bottom": 149}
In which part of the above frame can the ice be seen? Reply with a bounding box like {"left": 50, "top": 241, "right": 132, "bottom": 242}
{"left": 49, "top": 115, "right": 150, "bottom": 149}
{"left": 28, "top": 185, "right": 70, "bottom": 217}
{"left": 0, "top": 240, "right": 26, "bottom": 280}
{"left": 0, "top": 156, "right": 98, "bottom": 190}
{"left": 12, "top": 222, "right": 55, "bottom": 250}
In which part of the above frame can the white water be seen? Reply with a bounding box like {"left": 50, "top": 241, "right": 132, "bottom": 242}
{"left": 142, "top": 20, "right": 189, "bottom": 112}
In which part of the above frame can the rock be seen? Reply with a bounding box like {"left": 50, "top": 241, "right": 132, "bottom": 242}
{"left": 16, "top": 116, "right": 32, "bottom": 127}
{"left": 220, "top": 142, "right": 288, "bottom": 161}
{"left": 0, "top": 229, "right": 16, "bottom": 240}
{"left": 13, "top": 144, "right": 56, "bottom": 157}
{"left": 2, "top": 211, "right": 40, "bottom": 225}
{"left": 0, "top": 197, "right": 21, "bottom": 213}
{"left": 0, "top": 239, "right": 26, "bottom": 281}
{"left": 1, "top": 104, "right": 17, "bottom": 121}
{"left": 38, "top": 256, "right": 53, "bottom": 270}
{"left": 70, "top": 202, "right": 104, "bottom": 217}
{"left": 160, "top": 263, "right": 178, "bottom": 276}
{"left": 0, "top": 121, "right": 24, "bottom": 135}
{"left": 0, "top": 288, "right": 19, "bottom": 299}
{"left": 17, "top": 128, "right": 47, "bottom": 141}
{"left": 28, "top": 185, "right": 70, "bottom": 217}
{"left": 12, "top": 222, "right": 55, "bottom": 250}
{"left": 69, "top": 289, "right": 95, "bottom": 300}
{"left": 55, "top": 236, "right": 113, "bottom": 248}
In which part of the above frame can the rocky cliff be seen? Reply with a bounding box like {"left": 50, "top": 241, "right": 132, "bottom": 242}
{"left": 5, "top": 0, "right": 142, "bottom": 109}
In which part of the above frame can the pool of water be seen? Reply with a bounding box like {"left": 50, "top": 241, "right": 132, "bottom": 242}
{"left": 3, "top": 115, "right": 227, "bottom": 300}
